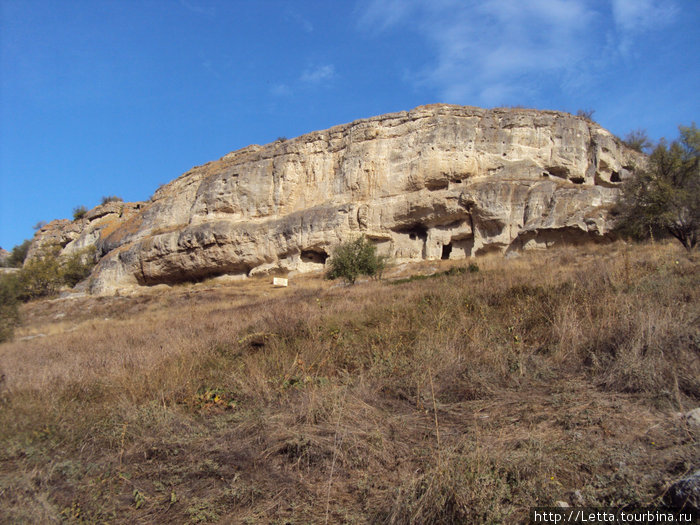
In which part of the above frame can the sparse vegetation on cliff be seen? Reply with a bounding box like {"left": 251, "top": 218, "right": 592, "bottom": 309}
{"left": 0, "top": 241, "right": 697, "bottom": 523}
{"left": 100, "top": 195, "right": 123, "bottom": 205}
{"left": 576, "top": 108, "right": 595, "bottom": 121}
{"left": 72, "top": 205, "right": 88, "bottom": 220}
{"left": 623, "top": 129, "right": 653, "bottom": 153}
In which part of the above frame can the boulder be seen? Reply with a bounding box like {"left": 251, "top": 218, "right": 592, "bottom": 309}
{"left": 666, "top": 470, "right": 700, "bottom": 511}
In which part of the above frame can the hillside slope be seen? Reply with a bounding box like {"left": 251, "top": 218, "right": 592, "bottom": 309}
{"left": 1, "top": 242, "right": 697, "bottom": 523}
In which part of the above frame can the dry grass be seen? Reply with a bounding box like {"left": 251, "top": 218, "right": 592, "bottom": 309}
{"left": 0, "top": 241, "right": 698, "bottom": 523}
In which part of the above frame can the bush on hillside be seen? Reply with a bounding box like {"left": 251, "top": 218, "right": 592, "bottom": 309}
{"left": 100, "top": 195, "right": 123, "bottom": 205}
{"left": 73, "top": 206, "right": 88, "bottom": 220}
{"left": 5, "top": 239, "right": 31, "bottom": 268}
{"left": 18, "top": 245, "right": 64, "bottom": 300}
{"left": 326, "top": 235, "right": 387, "bottom": 285}
{"left": 17, "top": 245, "right": 96, "bottom": 300}
{"left": 0, "top": 272, "right": 21, "bottom": 343}
{"left": 576, "top": 108, "right": 595, "bottom": 121}
{"left": 622, "top": 129, "right": 653, "bottom": 153}
{"left": 0, "top": 245, "right": 96, "bottom": 341}
{"left": 61, "top": 246, "right": 97, "bottom": 287}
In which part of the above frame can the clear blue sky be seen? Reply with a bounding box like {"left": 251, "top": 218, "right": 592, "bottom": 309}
{"left": 1, "top": 0, "right": 698, "bottom": 250}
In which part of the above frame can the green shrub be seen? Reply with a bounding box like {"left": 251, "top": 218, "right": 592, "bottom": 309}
{"left": 100, "top": 195, "right": 123, "bottom": 205}
{"left": 326, "top": 235, "right": 386, "bottom": 285}
{"left": 73, "top": 206, "right": 88, "bottom": 220}
{"left": 17, "top": 245, "right": 96, "bottom": 300}
{"left": 61, "top": 247, "right": 97, "bottom": 287}
{"left": 0, "top": 272, "right": 21, "bottom": 342}
{"left": 5, "top": 239, "right": 31, "bottom": 268}
{"left": 18, "top": 245, "right": 64, "bottom": 299}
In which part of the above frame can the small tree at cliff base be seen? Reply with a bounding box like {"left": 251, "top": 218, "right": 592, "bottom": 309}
{"left": 5, "top": 239, "right": 31, "bottom": 268}
{"left": 326, "top": 236, "right": 386, "bottom": 285}
{"left": 18, "top": 245, "right": 96, "bottom": 300}
{"left": 616, "top": 124, "right": 699, "bottom": 252}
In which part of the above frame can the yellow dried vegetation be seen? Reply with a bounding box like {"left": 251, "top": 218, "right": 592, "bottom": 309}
{"left": 0, "top": 241, "right": 697, "bottom": 523}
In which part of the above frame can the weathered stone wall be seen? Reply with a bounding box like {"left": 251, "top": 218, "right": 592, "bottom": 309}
{"left": 28, "top": 104, "right": 645, "bottom": 294}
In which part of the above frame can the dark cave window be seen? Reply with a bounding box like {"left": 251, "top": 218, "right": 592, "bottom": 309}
{"left": 441, "top": 243, "right": 452, "bottom": 260}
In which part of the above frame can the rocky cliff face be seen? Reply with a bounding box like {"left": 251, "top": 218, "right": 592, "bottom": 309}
{"left": 28, "top": 104, "right": 644, "bottom": 294}
{"left": 27, "top": 201, "right": 145, "bottom": 260}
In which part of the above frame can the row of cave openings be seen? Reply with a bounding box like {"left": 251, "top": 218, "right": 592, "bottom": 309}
{"left": 297, "top": 222, "right": 461, "bottom": 268}
{"left": 543, "top": 166, "right": 623, "bottom": 184}
{"left": 396, "top": 222, "right": 464, "bottom": 260}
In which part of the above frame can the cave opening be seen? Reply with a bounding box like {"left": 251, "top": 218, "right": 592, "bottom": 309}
{"left": 395, "top": 223, "right": 428, "bottom": 241}
{"left": 425, "top": 179, "right": 449, "bottom": 191}
{"left": 441, "top": 243, "right": 453, "bottom": 260}
{"left": 301, "top": 249, "right": 328, "bottom": 264}
{"left": 545, "top": 166, "right": 570, "bottom": 179}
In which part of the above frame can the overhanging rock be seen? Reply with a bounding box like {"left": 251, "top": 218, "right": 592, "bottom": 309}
{"left": 28, "top": 104, "right": 645, "bottom": 294}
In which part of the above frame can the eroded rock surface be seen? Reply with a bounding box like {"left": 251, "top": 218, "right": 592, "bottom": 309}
{"left": 27, "top": 201, "right": 146, "bottom": 261}
{"left": 28, "top": 105, "right": 645, "bottom": 294}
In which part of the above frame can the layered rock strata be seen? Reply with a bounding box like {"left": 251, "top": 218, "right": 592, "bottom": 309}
{"left": 28, "top": 105, "right": 644, "bottom": 294}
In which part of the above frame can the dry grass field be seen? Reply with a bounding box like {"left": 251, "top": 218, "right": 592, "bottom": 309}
{"left": 0, "top": 241, "right": 698, "bottom": 524}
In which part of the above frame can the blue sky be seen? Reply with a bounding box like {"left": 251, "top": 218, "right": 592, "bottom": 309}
{"left": 1, "top": 0, "right": 698, "bottom": 250}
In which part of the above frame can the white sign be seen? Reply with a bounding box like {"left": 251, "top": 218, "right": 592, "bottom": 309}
{"left": 273, "top": 277, "right": 288, "bottom": 287}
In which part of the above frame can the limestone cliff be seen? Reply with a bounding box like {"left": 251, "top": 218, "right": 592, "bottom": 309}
{"left": 28, "top": 104, "right": 645, "bottom": 294}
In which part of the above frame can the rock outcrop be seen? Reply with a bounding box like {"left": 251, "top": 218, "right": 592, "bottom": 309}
{"left": 28, "top": 104, "right": 645, "bottom": 294}
{"left": 27, "top": 200, "right": 145, "bottom": 260}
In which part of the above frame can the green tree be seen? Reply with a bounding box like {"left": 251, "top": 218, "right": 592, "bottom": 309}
{"left": 18, "top": 245, "right": 64, "bottom": 299}
{"left": 326, "top": 236, "right": 386, "bottom": 285}
{"left": 616, "top": 123, "right": 699, "bottom": 252}
{"left": 18, "top": 245, "right": 97, "bottom": 299}
{"left": 6, "top": 239, "right": 31, "bottom": 268}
